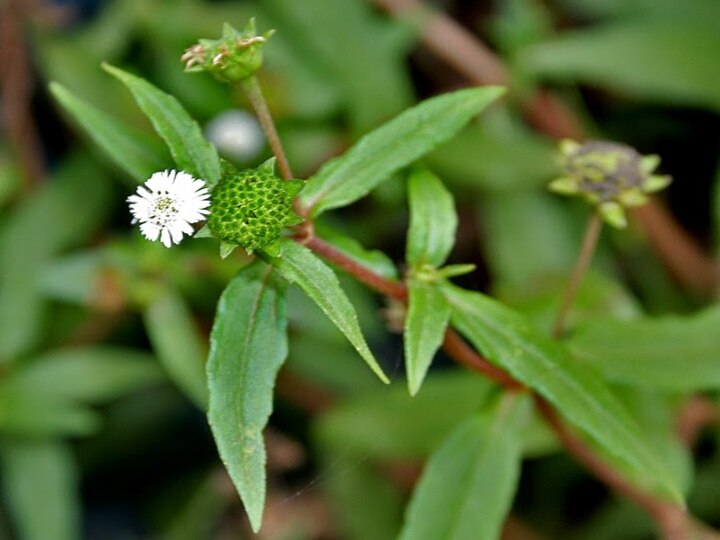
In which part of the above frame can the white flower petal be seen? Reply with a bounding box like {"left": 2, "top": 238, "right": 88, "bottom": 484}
{"left": 128, "top": 169, "right": 210, "bottom": 248}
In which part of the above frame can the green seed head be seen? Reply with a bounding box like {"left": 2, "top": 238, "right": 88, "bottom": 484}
{"left": 207, "top": 159, "right": 303, "bottom": 255}
{"left": 549, "top": 140, "right": 671, "bottom": 228}
{"left": 181, "top": 19, "right": 274, "bottom": 83}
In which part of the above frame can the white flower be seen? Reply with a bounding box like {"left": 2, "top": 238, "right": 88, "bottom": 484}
{"left": 127, "top": 170, "right": 211, "bottom": 248}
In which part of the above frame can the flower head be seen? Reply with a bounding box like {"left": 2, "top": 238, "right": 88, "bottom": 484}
{"left": 549, "top": 140, "right": 671, "bottom": 228}
{"left": 127, "top": 170, "right": 210, "bottom": 247}
{"left": 181, "top": 19, "right": 274, "bottom": 83}
{"left": 207, "top": 159, "right": 303, "bottom": 256}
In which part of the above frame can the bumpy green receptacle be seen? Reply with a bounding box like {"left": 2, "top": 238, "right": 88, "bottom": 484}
{"left": 207, "top": 159, "right": 303, "bottom": 255}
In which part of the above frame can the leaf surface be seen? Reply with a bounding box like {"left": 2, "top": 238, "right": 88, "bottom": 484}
{"left": 207, "top": 261, "right": 288, "bottom": 532}
{"left": 299, "top": 87, "right": 504, "bottom": 215}
{"left": 103, "top": 63, "right": 221, "bottom": 184}
{"left": 269, "top": 239, "right": 388, "bottom": 383}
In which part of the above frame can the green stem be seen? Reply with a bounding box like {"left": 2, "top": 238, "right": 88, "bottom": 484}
{"left": 241, "top": 76, "right": 294, "bottom": 181}
{"left": 552, "top": 211, "right": 603, "bottom": 338}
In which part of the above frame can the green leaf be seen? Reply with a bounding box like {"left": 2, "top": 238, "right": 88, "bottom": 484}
{"left": 569, "top": 306, "right": 720, "bottom": 391}
{"left": 49, "top": 82, "right": 170, "bottom": 184}
{"left": 0, "top": 347, "right": 162, "bottom": 403}
{"left": 144, "top": 286, "right": 208, "bottom": 408}
{"left": 299, "top": 87, "right": 504, "bottom": 216}
{"left": 399, "top": 393, "right": 529, "bottom": 540}
{"left": 443, "top": 285, "right": 683, "bottom": 503}
{"left": 1, "top": 440, "right": 79, "bottom": 540}
{"left": 268, "top": 239, "right": 389, "bottom": 383}
{"left": 406, "top": 168, "right": 457, "bottom": 268}
{"left": 315, "top": 372, "right": 495, "bottom": 459}
{"left": 404, "top": 280, "right": 451, "bottom": 395}
{"left": 206, "top": 261, "right": 288, "bottom": 532}
{"left": 523, "top": 21, "right": 720, "bottom": 112}
{"left": 102, "top": 63, "right": 221, "bottom": 184}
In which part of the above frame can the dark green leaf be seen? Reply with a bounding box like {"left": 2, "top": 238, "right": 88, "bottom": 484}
{"left": 1, "top": 347, "right": 161, "bottom": 403}
{"left": 569, "top": 306, "right": 720, "bottom": 391}
{"left": 144, "top": 286, "right": 208, "bottom": 408}
{"left": 207, "top": 261, "right": 288, "bottom": 532}
{"left": 299, "top": 87, "right": 504, "bottom": 216}
{"left": 49, "top": 82, "right": 169, "bottom": 183}
{"left": 406, "top": 168, "right": 457, "bottom": 268}
{"left": 1, "top": 440, "right": 79, "bottom": 540}
{"left": 443, "top": 285, "right": 682, "bottom": 503}
{"left": 399, "top": 393, "right": 529, "bottom": 540}
{"left": 103, "top": 63, "right": 221, "bottom": 184}
{"left": 404, "top": 280, "right": 451, "bottom": 395}
{"left": 268, "top": 239, "right": 388, "bottom": 383}
{"left": 523, "top": 21, "right": 720, "bottom": 112}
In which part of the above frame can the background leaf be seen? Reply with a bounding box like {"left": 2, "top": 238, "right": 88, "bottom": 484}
{"left": 144, "top": 286, "right": 208, "bottom": 408}
{"left": 569, "top": 306, "right": 720, "bottom": 391}
{"left": 443, "top": 285, "right": 683, "bottom": 503}
{"left": 103, "top": 63, "right": 221, "bottom": 184}
{"left": 269, "top": 239, "right": 388, "bottom": 383}
{"left": 398, "top": 393, "right": 529, "bottom": 540}
{"left": 406, "top": 168, "right": 457, "bottom": 268}
{"left": 49, "top": 82, "right": 170, "bottom": 184}
{"left": 1, "top": 441, "right": 80, "bottom": 540}
{"left": 404, "top": 280, "right": 451, "bottom": 395}
{"left": 206, "top": 261, "right": 288, "bottom": 532}
{"left": 298, "top": 87, "right": 504, "bottom": 216}
{"left": 522, "top": 21, "right": 720, "bottom": 112}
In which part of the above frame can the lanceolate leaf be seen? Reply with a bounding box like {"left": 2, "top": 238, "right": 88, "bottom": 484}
{"left": 207, "top": 261, "right": 288, "bottom": 532}
{"left": 406, "top": 168, "right": 457, "bottom": 268}
{"left": 49, "top": 82, "right": 169, "bottom": 183}
{"left": 569, "top": 306, "right": 720, "bottom": 391}
{"left": 404, "top": 279, "right": 451, "bottom": 395}
{"left": 443, "top": 285, "right": 682, "bottom": 503}
{"left": 144, "top": 286, "right": 208, "bottom": 408}
{"left": 103, "top": 63, "right": 221, "bottom": 185}
{"left": 399, "top": 393, "right": 529, "bottom": 540}
{"left": 268, "top": 239, "right": 389, "bottom": 383}
{"left": 299, "top": 87, "right": 504, "bottom": 216}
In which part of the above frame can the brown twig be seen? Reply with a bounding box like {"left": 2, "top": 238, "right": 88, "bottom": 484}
{"left": 0, "top": 0, "right": 45, "bottom": 190}
{"left": 676, "top": 395, "right": 720, "bottom": 447}
{"left": 371, "top": 0, "right": 717, "bottom": 295}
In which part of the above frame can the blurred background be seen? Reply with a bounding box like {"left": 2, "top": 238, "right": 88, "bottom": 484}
{"left": 1, "top": 0, "right": 720, "bottom": 538}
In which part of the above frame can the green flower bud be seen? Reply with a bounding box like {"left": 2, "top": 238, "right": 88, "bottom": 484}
{"left": 549, "top": 140, "right": 671, "bottom": 228}
{"left": 181, "top": 19, "right": 274, "bottom": 83}
{"left": 207, "top": 159, "right": 303, "bottom": 257}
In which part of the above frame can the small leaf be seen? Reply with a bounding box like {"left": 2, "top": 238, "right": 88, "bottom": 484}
{"left": 569, "top": 306, "right": 720, "bottom": 391}
{"left": 268, "top": 239, "right": 389, "bottom": 383}
{"left": 299, "top": 87, "right": 504, "bottom": 216}
{"left": 207, "top": 261, "right": 288, "bottom": 532}
{"left": 406, "top": 168, "right": 457, "bottom": 268}
{"left": 144, "top": 286, "right": 208, "bottom": 408}
{"left": 443, "top": 285, "right": 683, "bottom": 503}
{"left": 49, "top": 82, "right": 170, "bottom": 183}
{"left": 103, "top": 63, "right": 221, "bottom": 185}
{"left": 1, "top": 440, "right": 80, "bottom": 540}
{"left": 404, "top": 279, "right": 451, "bottom": 395}
{"left": 399, "top": 393, "right": 529, "bottom": 540}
